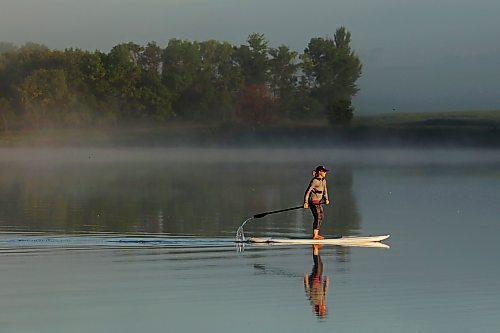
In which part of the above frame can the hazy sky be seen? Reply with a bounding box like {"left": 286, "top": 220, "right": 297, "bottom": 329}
{"left": 2, "top": 0, "right": 500, "bottom": 114}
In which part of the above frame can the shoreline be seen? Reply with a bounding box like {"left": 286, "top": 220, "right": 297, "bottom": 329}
{"left": 1, "top": 111, "right": 500, "bottom": 148}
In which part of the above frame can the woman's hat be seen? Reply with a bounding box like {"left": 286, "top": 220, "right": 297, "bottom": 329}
{"left": 315, "top": 165, "right": 329, "bottom": 172}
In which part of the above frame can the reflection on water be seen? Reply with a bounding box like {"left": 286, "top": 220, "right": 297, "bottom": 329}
{"left": 0, "top": 233, "right": 237, "bottom": 253}
{"left": 1, "top": 148, "right": 500, "bottom": 332}
{"left": 0, "top": 154, "right": 363, "bottom": 243}
{"left": 304, "top": 245, "right": 330, "bottom": 319}
{"left": 253, "top": 245, "right": 334, "bottom": 320}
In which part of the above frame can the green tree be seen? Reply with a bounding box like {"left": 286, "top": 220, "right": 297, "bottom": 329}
{"left": 197, "top": 40, "right": 245, "bottom": 121}
{"left": 104, "top": 42, "right": 143, "bottom": 120}
{"left": 269, "top": 45, "right": 299, "bottom": 117}
{"left": 18, "top": 68, "right": 76, "bottom": 128}
{"left": 0, "top": 97, "right": 14, "bottom": 131}
{"left": 304, "top": 27, "right": 362, "bottom": 124}
{"left": 211, "top": 41, "right": 244, "bottom": 121}
{"left": 62, "top": 48, "right": 107, "bottom": 122}
{"left": 194, "top": 40, "right": 220, "bottom": 119}
{"left": 162, "top": 39, "right": 202, "bottom": 119}
{"left": 0, "top": 31, "right": 363, "bottom": 129}
{"left": 0, "top": 43, "right": 54, "bottom": 104}
{"left": 234, "top": 33, "right": 277, "bottom": 124}
{"left": 235, "top": 33, "right": 270, "bottom": 86}
{"left": 327, "top": 99, "right": 354, "bottom": 125}
{"left": 162, "top": 39, "right": 242, "bottom": 121}
{"left": 137, "top": 42, "right": 172, "bottom": 121}
{"left": 139, "top": 42, "right": 163, "bottom": 77}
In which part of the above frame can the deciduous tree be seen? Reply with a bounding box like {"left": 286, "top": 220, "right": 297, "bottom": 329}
{"left": 304, "top": 27, "right": 362, "bottom": 124}
{"left": 18, "top": 68, "right": 75, "bottom": 128}
{"left": 269, "top": 45, "right": 298, "bottom": 117}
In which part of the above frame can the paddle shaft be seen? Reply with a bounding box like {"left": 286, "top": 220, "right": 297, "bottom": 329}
{"left": 252, "top": 200, "right": 328, "bottom": 219}
{"left": 253, "top": 205, "right": 304, "bottom": 219}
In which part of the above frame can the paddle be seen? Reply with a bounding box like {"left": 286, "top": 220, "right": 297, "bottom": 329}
{"left": 237, "top": 202, "right": 325, "bottom": 242}
{"left": 253, "top": 205, "right": 304, "bottom": 219}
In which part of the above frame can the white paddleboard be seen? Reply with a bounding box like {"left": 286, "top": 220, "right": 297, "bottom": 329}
{"left": 247, "top": 235, "right": 390, "bottom": 247}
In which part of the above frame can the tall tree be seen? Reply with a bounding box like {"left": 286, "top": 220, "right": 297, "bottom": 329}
{"left": 18, "top": 69, "right": 75, "bottom": 128}
{"left": 234, "top": 33, "right": 277, "bottom": 124}
{"left": 211, "top": 41, "right": 244, "bottom": 121}
{"left": 197, "top": 40, "right": 244, "bottom": 121}
{"left": 0, "top": 43, "right": 54, "bottom": 103}
{"left": 235, "top": 33, "right": 270, "bottom": 86}
{"left": 0, "top": 97, "right": 14, "bottom": 131}
{"left": 138, "top": 42, "right": 172, "bottom": 121}
{"left": 304, "top": 27, "right": 362, "bottom": 124}
{"left": 139, "top": 42, "right": 163, "bottom": 77}
{"left": 162, "top": 39, "right": 202, "bottom": 119}
{"left": 104, "top": 42, "right": 143, "bottom": 120}
{"left": 63, "top": 48, "right": 107, "bottom": 107}
{"left": 269, "top": 45, "right": 298, "bottom": 117}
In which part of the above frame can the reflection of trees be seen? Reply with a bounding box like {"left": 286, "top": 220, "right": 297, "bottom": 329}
{"left": 0, "top": 163, "right": 162, "bottom": 232}
{"left": 0, "top": 162, "right": 361, "bottom": 239}
{"left": 0, "top": 163, "right": 225, "bottom": 234}
{"left": 320, "top": 168, "right": 361, "bottom": 236}
{"left": 0, "top": 162, "right": 305, "bottom": 235}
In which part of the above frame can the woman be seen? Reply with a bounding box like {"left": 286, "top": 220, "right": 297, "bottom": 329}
{"left": 304, "top": 165, "right": 330, "bottom": 240}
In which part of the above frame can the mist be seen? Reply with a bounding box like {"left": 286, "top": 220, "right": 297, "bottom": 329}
{"left": 1, "top": 147, "right": 499, "bottom": 169}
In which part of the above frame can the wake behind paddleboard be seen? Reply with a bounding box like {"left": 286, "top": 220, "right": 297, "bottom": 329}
{"left": 246, "top": 234, "right": 390, "bottom": 248}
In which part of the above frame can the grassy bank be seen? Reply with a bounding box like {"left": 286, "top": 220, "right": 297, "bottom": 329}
{"left": 1, "top": 110, "right": 500, "bottom": 148}
{"left": 353, "top": 110, "right": 500, "bottom": 128}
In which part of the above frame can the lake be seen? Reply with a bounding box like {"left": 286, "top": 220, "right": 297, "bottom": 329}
{"left": 1, "top": 147, "right": 499, "bottom": 332}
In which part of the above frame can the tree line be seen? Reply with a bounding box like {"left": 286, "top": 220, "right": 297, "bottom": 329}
{"left": 0, "top": 27, "right": 362, "bottom": 131}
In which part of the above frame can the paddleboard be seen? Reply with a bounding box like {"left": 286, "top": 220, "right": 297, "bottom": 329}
{"left": 246, "top": 234, "right": 390, "bottom": 247}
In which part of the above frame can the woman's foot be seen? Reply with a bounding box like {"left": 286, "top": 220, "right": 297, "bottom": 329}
{"left": 312, "top": 229, "right": 324, "bottom": 240}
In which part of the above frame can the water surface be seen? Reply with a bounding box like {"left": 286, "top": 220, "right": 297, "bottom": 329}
{"left": 0, "top": 147, "right": 499, "bottom": 332}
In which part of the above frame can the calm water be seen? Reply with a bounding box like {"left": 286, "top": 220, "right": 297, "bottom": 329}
{"left": 1, "top": 147, "right": 499, "bottom": 332}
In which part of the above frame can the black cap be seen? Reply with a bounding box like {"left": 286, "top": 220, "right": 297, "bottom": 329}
{"left": 315, "top": 165, "right": 329, "bottom": 172}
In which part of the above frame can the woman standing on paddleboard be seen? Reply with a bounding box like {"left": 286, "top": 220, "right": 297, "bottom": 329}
{"left": 304, "top": 165, "right": 330, "bottom": 240}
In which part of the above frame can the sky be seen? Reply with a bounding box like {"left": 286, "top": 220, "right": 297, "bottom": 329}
{"left": 1, "top": 0, "right": 500, "bottom": 115}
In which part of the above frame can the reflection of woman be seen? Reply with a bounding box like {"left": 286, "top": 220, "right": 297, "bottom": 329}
{"left": 304, "top": 245, "right": 330, "bottom": 318}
